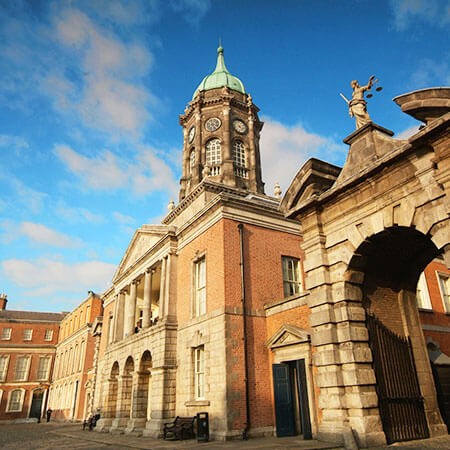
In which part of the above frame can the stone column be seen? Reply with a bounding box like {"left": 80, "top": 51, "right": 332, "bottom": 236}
{"left": 143, "top": 366, "right": 177, "bottom": 438}
{"left": 112, "top": 374, "right": 133, "bottom": 429}
{"left": 111, "top": 294, "right": 119, "bottom": 342}
{"left": 159, "top": 258, "right": 167, "bottom": 318}
{"left": 124, "top": 282, "right": 137, "bottom": 338}
{"left": 163, "top": 254, "right": 172, "bottom": 320}
{"left": 247, "top": 107, "right": 257, "bottom": 190}
{"left": 125, "top": 371, "right": 147, "bottom": 433}
{"left": 142, "top": 269, "right": 153, "bottom": 329}
{"left": 115, "top": 291, "right": 125, "bottom": 341}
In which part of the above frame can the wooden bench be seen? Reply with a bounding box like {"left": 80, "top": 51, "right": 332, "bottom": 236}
{"left": 163, "top": 416, "right": 196, "bottom": 440}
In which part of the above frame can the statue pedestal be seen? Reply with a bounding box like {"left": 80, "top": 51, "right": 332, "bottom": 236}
{"left": 336, "top": 122, "right": 396, "bottom": 185}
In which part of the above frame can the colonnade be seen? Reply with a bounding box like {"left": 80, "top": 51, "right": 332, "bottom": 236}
{"left": 111, "top": 253, "right": 174, "bottom": 342}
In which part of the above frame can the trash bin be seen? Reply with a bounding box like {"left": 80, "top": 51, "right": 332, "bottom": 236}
{"left": 197, "top": 412, "right": 209, "bottom": 442}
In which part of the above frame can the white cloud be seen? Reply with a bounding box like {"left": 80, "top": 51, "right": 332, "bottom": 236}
{"left": 46, "top": 8, "right": 155, "bottom": 135}
{"left": 0, "top": 134, "right": 29, "bottom": 150}
{"left": 260, "top": 117, "right": 346, "bottom": 194}
{"left": 409, "top": 58, "right": 450, "bottom": 88}
{"left": 396, "top": 125, "right": 422, "bottom": 140}
{"left": 56, "top": 203, "right": 104, "bottom": 224}
{"left": 1, "top": 258, "right": 116, "bottom": 297}
{"left": 170, "top": 0, "right": 212, "bottom": 25}
{"left": 390, "top": 0, "right": 450, "bottom": 30}
{"left": 113, "top": 211, "right": 135, "bottom": 224}
{"left": 55, "top": 144, "right": 178, "bottom": 196}
{"left": 0, "top": 175, "right": 47, "bottom": 214}
{"left": 19, "top": 222, "right": 83, "bottom": 248}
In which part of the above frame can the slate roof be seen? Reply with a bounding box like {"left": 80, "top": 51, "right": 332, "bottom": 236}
{"left": 0, "top": 309, "right": 66, "bottom": 323}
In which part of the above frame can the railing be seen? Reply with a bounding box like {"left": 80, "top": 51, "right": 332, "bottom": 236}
{"left": 234, "top": 167, "right": 249, "bottom": 179}
{"left": 209, "top": 165, "right": 221, "bottom": 176}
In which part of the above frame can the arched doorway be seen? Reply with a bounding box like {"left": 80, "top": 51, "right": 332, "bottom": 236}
{"left": 138, "top": 350, "right": 152, "bottom": 421}
{"left": 30, "top": 389, "right": 44, "bottom": 421}
{"left": 348, "top": 226, "right": 443, "bottom": 443}
{"left": 119, "top": 356, "right": 134, "bottom": 419}
{"left": 106, "top": 362, "right": 119, "bottom": 419}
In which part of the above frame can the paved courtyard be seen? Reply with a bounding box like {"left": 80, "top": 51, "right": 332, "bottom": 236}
{"left": 0, "top": 422, "right": 448, "bottom": 450}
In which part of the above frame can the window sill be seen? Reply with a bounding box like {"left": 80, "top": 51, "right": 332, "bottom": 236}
{"left": 185, "top": 400, "right": 210, "bottom": 407}
{"left": 418, "top": 308, "right": 434, "bottom": 313}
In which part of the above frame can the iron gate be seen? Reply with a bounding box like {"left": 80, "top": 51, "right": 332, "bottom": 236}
{"left": 366, "top": 313, "right": 429, "bottom": 443}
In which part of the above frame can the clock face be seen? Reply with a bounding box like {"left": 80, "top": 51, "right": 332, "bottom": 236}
{"left": 205, "top": 117, "right": 221, "bottom": 132}
{"left": 233, "top": 119, "right": 247, "bottom": 134}
{"left": 188, "top": 126, "right": 195, "bottom": 143}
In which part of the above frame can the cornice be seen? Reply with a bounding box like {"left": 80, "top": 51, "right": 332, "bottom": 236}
{"left": 56, "top": 324, "right": 91, "bottom": 347}
{"left": 287, "top": 114, "right": 449, "bottom": 218}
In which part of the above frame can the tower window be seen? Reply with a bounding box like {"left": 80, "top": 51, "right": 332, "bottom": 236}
{"left": 206, "top": 139, "right": 221, "bottom": 165}
{"left": 189, "top": 149, "right": 196, "bottom": 173}
{"left": 233, "top": 141, "right": 246, "bottom": 167}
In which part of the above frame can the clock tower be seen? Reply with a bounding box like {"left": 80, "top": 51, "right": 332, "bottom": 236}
{"left": 178, "top": 46, "right": 265, "bottom": 201}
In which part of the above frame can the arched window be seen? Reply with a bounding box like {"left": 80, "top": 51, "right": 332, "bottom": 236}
{"left": 233, "top": 141, "right": 246, "bottom": 167}
{"left": 189, "top": 149, "right": 196, "bottom": 173}
{"left": 206, "top": 139, "right": 221, "bottom": 165}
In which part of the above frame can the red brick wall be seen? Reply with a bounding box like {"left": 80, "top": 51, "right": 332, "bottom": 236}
{"left": 222, "top": 219, "right": 304, "bottom": 430}
{"left": 420, "top": 260, "right": 450, "bottom": 356}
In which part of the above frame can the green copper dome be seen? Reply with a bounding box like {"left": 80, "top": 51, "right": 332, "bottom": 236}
{"left": 192, "top": 46, "right": 246, "bottom": 100}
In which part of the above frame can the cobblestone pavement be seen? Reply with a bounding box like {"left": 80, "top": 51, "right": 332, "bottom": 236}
{"left": 0, "top": 423, "right": 448, "bottom": 450}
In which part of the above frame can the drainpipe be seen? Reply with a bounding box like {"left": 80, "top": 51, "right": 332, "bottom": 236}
{"left": 238, "top": 223, "right": 250, "bottom": 440}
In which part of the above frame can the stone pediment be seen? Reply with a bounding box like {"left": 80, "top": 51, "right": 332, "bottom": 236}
{"left": 112, "top": 225, "right": 174, "bottom": 283}
{"left": 266, "top": 324, "right": 310, "bottom": 349}
{"left": 281, "top": 158, "right": 341, "bottom": 216}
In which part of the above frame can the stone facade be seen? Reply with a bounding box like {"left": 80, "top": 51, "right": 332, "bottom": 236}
{"left": 281, "top": 88, "right": 450, "bottom": 446}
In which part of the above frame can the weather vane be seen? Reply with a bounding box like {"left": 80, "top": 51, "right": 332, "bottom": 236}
{"left": 340, "top": 76, "right": 383, "bottom": 129}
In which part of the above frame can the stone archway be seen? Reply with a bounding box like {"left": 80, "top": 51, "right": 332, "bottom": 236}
{"left": 97, "top": 361, "right": 120, "bottom": 431}
{"left": 346, "top": 226, "right": 445, "bottom": 443}
{"left": 117, "top": 356, "right": 134, "bottom": 425}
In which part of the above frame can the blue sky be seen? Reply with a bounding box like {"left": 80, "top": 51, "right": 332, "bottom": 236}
{"left": 0, "top": 0, "right": 449, "bottom": 312}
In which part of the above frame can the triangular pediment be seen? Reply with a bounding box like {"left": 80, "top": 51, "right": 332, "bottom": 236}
{"left": 112, "top": 225, "right": 174, "bottom": 283}
{"left": 266, "top": 324, "right": 310, "bottom": 349}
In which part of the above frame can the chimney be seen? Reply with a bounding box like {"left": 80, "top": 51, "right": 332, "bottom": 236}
{"left": 0, "top": 294, "right": 7, "bottom": 310}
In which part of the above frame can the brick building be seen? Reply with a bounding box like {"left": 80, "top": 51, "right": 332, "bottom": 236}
{"left": 0, "top": 294, "right": 64, "bottom": 422}
{"left": 47, "top": 291, "right": 103, "bottom": 421}
{"left": 89, "top": 47, "right": 449, "bottom": 447}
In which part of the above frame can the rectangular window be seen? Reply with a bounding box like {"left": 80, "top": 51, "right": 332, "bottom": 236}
{"left": 36, "top": 357, "right": 51, "bottom": 380}
{"left": 1, "top": 328, "right": 12, "bottom": 340}
{"left": 23, "top": 329, "right": 33, "bottom": 341}
{"left": 0, "top": 356, "right": 9, "bottom": 381}
{"left": 44, "top": 329, "right": 53, "bottom": 341}
{"left": 8, "top": 390, "right": 24, "bottom": 412}
{"left": 194, "top": 346, "right": 205, "bottom": 399}
{"left": 194, "top": 258, "right": 206, "bottom": 317}
{"left": 438, "top": 273, "right": 450, "bottom": 313}
{"left": 416, "top": 272, "right": 432, "bottom": 310}
{"left": 14, "top": 356, "right": 30, "bottom": 381}
{"left": 282, "top": 256, "right": 302, "bottom": 297}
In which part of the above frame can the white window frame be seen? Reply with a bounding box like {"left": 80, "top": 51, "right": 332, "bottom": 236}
{"left": 206, "top": 139, "right": 222, "bottom": 165}
{"left": 233, "top": 141, "right": 246, "bottom": 167}
{"left": 416, "top": 272, "right": 432, "bottom": 310}
{"left": 23, "top": 328, "right": 33, "bottom": 341}
{"left": 36, "top": 356, "right": 51, "bottom": 381}
{"left": 194, "top": 346, "right": 205, "bottom": 400}
{"left": 7, "top": 388, "right": 25, "bottom": 412}
{"left": 1, "top": 327, "right": 12, "bottom": 340}
{"left": 44, "top": 329, "right": 53, "bottom": 341}
{"left": 193, "top": 257, "right": 206, "bottom": 317}
{"left": 0, "top": 355, "right": 9, "bottom": 381}
{"left": 282, "top": 256, "right": 302, "bottom": 297}
{"left": 437, "top": 272, "right": 450, "bottom": 313}
{"left": 14, "top": 356, "right": 31, "bottom": 381}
